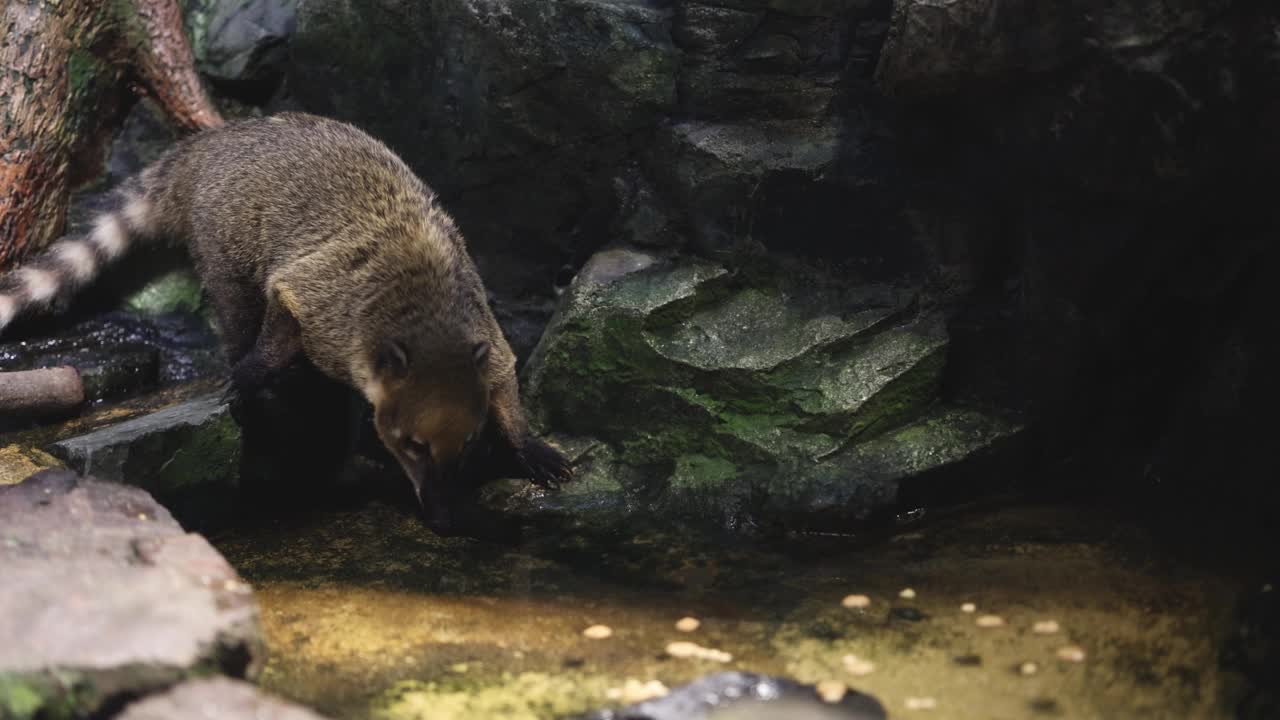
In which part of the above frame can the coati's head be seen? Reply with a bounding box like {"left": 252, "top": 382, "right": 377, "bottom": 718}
{"left": 366, "top": 337, "right": 491, "bottom": 528}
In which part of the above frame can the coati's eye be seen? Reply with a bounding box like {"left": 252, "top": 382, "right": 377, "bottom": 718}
{"left": 404, "top": 437, "right": 430, "bottom": 459}
{"left": 376, "top": 339, "right": 410, "bottom": 378}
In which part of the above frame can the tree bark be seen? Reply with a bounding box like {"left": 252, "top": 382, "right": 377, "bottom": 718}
{"left": 0, "top": 0, "right": 223, "bottom": 269}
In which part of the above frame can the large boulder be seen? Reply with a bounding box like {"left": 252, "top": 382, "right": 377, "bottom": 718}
{"left": 186, "top": 0, "right": 297, "bottom": 102}
{"left": 0, "top": 470, "right": 263, "bottom": 719}
{"left": 519, "top": 248, "right": 1019, "bottom": 528}
{"left": 288, "top": 0, "right": 895, "bottom": 295}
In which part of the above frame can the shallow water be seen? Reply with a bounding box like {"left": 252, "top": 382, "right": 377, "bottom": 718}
{"left": 211, "top": 498, "right": 1261, "bottom": 720}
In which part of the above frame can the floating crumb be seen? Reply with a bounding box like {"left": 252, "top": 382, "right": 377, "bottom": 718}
{"left": 1020, "top": 662, "right": 1039, "bottom": 676}
{"left": 960, "top": 602, "right": 976, "bottom": 613}
{"left": 1056, "top": 645, "right": 1086, "bottom": 662}
{"left": 976, "top": 614, "right": 1006, "bottom": 628}
{"left": 609, "top": 679, "right": 669, "bottom": 704}
{"left": 842, "top": 654, "right": 876, "bottom": 676}
{"left": 899, "top": 588, "right": 917, "bottom": 600}
{"left": 450, "top": 662, "right": 469, "bottom": 673}
{"left": 842, "top": 594, "right": 872, "bottom": 609}
{"left": 816, "top": 680, "right": 847, "bottom": 704}
{"left": 1033, "top": 620, "right": 1060, "bottom": 635}
{"left": 905, "top": 696, "right": 938, "bottom": 710}
{"left": 583, "top": 624, "right": 613, "bottom": 640}
{"left": 665, "top": 641, "right": 732, "bottom": 663}
{"left": 675, "top": 617, "right": 701, "bottom": 632}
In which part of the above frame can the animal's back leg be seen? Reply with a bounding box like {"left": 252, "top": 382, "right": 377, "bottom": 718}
{"left": 228, "top": 284, "right": 303, "bottom": 395}
{"left": 204, "top": 272, "right": 264, "bottom": 366}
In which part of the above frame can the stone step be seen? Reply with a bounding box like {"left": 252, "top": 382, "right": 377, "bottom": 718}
{"left": 0, "top": 470, "right": 263, "bottom": 719}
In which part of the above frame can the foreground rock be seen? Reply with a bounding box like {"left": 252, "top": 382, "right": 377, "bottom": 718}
{"left": 118, "top": 677, "right": 329, "bottom": 720}
{"left": 578, "top": 672, "right": 886, "bottom": 720}
{"left": 0, "top": 470, "right": 263, "bottom": 719}
{"left": 519, "top": 249, "right": 1020, "bottom": 528}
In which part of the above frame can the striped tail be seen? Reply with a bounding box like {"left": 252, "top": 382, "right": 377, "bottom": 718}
{"left": 0, "top": 187, "right": 156, "bottom": 334}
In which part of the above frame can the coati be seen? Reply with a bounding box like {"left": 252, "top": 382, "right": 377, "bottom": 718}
{"left": 0, "top": 112, "right": 571, "bottom": 525}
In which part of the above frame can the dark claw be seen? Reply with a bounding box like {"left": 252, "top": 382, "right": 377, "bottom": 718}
{"left": 516, "top": 436, "right": 574, "bottom": 490}
{"left": 230, "top": 353, "right": 271, "bottom": 396}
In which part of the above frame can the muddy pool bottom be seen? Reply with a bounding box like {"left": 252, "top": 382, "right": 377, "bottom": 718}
{"left": 210, "top": 500, "right": 1265, "bottom": 720}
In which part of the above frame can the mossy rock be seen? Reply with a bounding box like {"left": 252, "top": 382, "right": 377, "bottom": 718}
{"left": 123, "top": 268, "right": 206, "bottom": 317}
{"left": 521, "top": 249, "right": 1020, "bottom": 528}
{"left": 46, "top": 394, "right": 242, "bottom": 526}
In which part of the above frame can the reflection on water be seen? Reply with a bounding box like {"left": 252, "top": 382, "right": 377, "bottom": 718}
{"left": 212, "top": 499, "right": 1260, "bottom": 720}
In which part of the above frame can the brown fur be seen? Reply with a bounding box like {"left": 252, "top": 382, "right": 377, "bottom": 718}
{"left": 0, "top": 113, "right": 571, "bottom": 516}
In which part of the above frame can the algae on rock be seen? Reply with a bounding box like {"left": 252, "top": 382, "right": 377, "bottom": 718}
{"left": 522, "top": 248, "right": 1020, "bottom": 527}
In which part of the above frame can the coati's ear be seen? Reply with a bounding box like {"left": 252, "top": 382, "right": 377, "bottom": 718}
{"left": 472, "top": 340, "right": 490, "bottom": 366}
{"left": 376, "top": 339, "right": 410, "bottom": 378}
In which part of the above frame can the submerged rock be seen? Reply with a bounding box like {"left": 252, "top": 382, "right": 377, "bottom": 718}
{"left": 520, "top": 249, "right": 1019, "bottom": 527}
{"left": 578, "top": 671, "right": 886, "bottom": 720}
{"left": 0, "top": 444, "right": 60, "bottom": 486}
{"left": 117, "top": 677, "right": 329, "bottom": 720}
{"left": 0, "top": 470, "right": 263, "bottom": 719}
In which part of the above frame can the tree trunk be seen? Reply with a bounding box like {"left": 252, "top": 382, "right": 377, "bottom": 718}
{"left": 0, "top": 0, "right": 223, "bottom": 268}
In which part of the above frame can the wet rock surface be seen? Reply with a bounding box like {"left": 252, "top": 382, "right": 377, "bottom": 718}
{"left": 117, "top": 677, "right": 330, "bottom": 720}
{"left": 0, "top": 469, "right": 263, "bottom": 719}
{"left": 0, "top": 311, "right": 221, "bottom": 410}
{"left": 577, "top": 672, "right": 886, "bottom": 719}
{"left": 519, "top": 248, "right": 1019, "bottom": 527}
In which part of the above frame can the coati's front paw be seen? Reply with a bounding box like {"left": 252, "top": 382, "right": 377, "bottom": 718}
{"left": 516, "top": 436, "right": 573, "bottom": 490}
{"left": 229, "top": 353, "right": 273, "bottom": 397}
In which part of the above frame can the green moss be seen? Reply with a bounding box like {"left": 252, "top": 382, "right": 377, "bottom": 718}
{"left": 670, "top": 453, "right": 738, "bottom": 491}
{"left": 522, "top": 254, "right": 1020, "bottom": 526}
{"left": 0, "top": 677, "right": 43, "bottom": 720}
{"left": 373, "top": 672, "right": 614, "bottom": 720}
{"left": 66, "top": 48, "right": 103, "bottom": 101}
{"left": 123, "top": 269, "right": 206, "bottom": 316}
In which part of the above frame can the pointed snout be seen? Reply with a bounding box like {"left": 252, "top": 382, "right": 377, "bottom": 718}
{"left": 404, "top": 452, "right": 464, "bottom": 533}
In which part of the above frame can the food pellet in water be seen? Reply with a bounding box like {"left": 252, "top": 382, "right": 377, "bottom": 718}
{"left": 960, "top": 602, "right": 977, "bottom": 613}
{"left": 816, "top": 680, "right": 848, "bottom": 703}
{"left": 665, "top": 641, "right": 732, "bottom": 663}
{"left": 842, "top": 594, "right": 872, "bottom": 609}
{"left": 899, "top": 588, "right": 917, "bottom": 599}
{"left": 1020, "top": 662, "right": 1039, "bottom": 676}
{"left": 1033, "top": 620, "right": 1060, "bottom": 634}
{"left": 1057, "top": 645, "right": 1086, "bottom": 662}
{"left": 608, "top": 679, "right": 669, "bottom": 704}
{"left": 842, "top": 654, "right": 876, "bottom": 676}
{"left": 675, "top": 617, "right": 701, "bottom": 632}
{"left": 583, "top": 624, "right": 613, "bottom": 639}
{"left": 976, "top": 614, "right": 1006, "bottom": 628}
{"left": 905, "top": 696, "right": 938, "bottom": 710}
